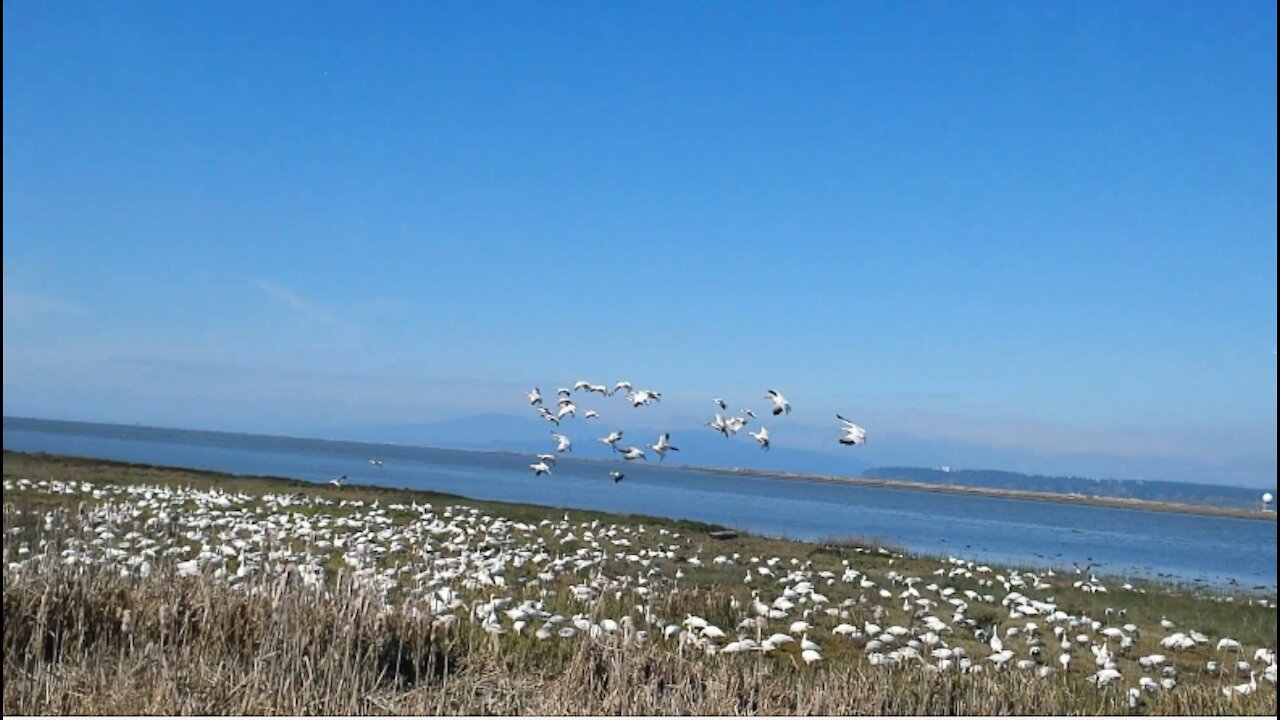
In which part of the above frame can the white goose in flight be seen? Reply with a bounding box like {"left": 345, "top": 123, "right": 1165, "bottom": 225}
{"left": 599, "top": 430, "right": 624, "bottom": 451}
{"left": 748, "top": 426, "right": 770, "bottom": 451}
{"left": 537, "top": 407, "right": 560, "bottom": 425}
{"left": 329, "top": 474, "right": 346, "bottom": 487}
{"left": 551, "top": 432, "right": 572, "bottom": 453}
{"left": 650, "top": 433, "right": 679, "bottom": 461}
{"left": 368, "top": 458, "right": 383, "bottom": 467}
{"left": 706, "top": 413, "right": 729, "bottom": 437}
{"left": 556, "top": 402, "right": 577, "bottom": 420}
{"left": 725, "top": 416, "right": 748, "bottom": 436}
{"left": 587, "top": 384, "right": 610, "bottom": 396}
{"left": 609, "top": 470, "right": 625, "bottom": 483}
{"left": 527, "top": 388, "right": 543, "bottom": 406}
{"left": 765, "top": 389, "right": 791, "bottom": 416}
{"left": 626, "top": 389, "right": 661, "bottom": 407}
{"left": 573, "top": 380, "right": 591, "bottom": 392}
{"left": 612, "top": 380, "right": 633, "bottom": 396}
{"left": 583, "top": 410, "right": 599, "bottom": 420}
{"left": 619, "top": 446, "right": 647, "bottom": 461}
{"left": 713, "top": 398, "right": 727, "bottom": 410}
{"left": 536, "top": 453, "right": 557, "bottom": 466}
{"left": 837, "top": 414, "right": 867, "bottom": 446}
{"left": 530, "top": 461, "right": 552, "bottom": 476}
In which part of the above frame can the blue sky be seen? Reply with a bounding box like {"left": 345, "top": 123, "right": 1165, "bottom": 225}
{"left": 3, "top": 0, "right": 1276, "bottom": 487}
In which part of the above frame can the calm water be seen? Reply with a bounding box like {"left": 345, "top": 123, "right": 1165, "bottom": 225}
{"left": 4, "top": 417, "right": 1275, "bottom": 590}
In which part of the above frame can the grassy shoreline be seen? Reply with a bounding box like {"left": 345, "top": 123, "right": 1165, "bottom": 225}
{"left": 3, "top": 451, "right": 1276, "bottom": 715}
{"left": 3, "top": 449, "right": 1274, "bottom": 593}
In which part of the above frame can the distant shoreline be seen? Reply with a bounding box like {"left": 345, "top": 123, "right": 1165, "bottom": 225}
{"left": 692, "top": 465, "right": 1278, "bottom": 521}
{"left": 3, "top": 414, "right": 1274, "bottom": 522}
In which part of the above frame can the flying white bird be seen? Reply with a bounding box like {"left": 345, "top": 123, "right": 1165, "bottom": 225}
{"left": 725, "top": 416, "right": 748, "bottom": 436}
{"left": 556, "top": 387, "right": 572, "bottom": 397}
{"left": 706, "top": 414, "right": 728, "bottom": 437}
{"left": 713, "top": 398, "right": 727, "bottom": 410}
{"left": 619, "top": 446, "right": 647, "bottom": 461}
{"left": 368, "top": 458, "right": 383, "bottom": 467}
{"left": 537, "top": 407, "right": 560, "bottom": 425}
{"left": 530, "top": 462, "right": 552, "bottom": 476}
{"left": 837, "top": 414, "right": 868, "bottom": 446}
{"left": 650, "top": 433, "right": 679, "bottom": 460}
{"left": 613, "top": 381, "right": 633, "bottom": 395}
{"left": 573, "top": 380, "right": 591, "bottom": 392}
{"left": 587, "top": 384, "right": 609, "bottom": 396}
{"left": 743, "top": 409, "right": 757, "bottom": 419}
{"left": 748, "top": 426, "right": 770, "bottom": 451}
{"left": 551, "top": 432, "right": 572, "bottom": 453}
{"left": 329, "top": 475, "right": 346, "bottom": 488}
{"left": 609, "top": 471, "right": 625, "bottom": 483}
{"left": 583, "top": 410, "right": 599, "bottom": 420}
{"left": 765, "top": 389, "right": 791, "bottom": 415}
{"left": 536, "top": 453, "right": 557, "bottom": 466}
{"left": 528, "top": 388, "right": 543, "bottom": 406}
{"left": 556, "top": 403, "right": 577, "bottom": 419}
{"left": 599, "top": 431, "right": 624, "bottom": 451}
{"left": 626, "top": 390, "right": 661, "bottom": 407}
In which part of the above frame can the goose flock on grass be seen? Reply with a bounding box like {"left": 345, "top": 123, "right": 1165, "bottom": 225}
{"left": 4, "top": 474, "right": 1275, "bottom": 709}
{"left": 525, "top": 381, "right": 868, "bottom": 481}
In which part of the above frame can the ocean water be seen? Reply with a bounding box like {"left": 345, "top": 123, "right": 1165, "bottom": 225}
{"left": 4, "top": 417, "right": 1275, "bottom": 590}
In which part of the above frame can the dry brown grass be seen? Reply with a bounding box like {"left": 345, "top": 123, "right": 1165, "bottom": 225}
{"left": 3, "top": 451, "right": 1277, "bottom": 715}
{"left": 3, "top": 554, "right": 1275, "bottom": 715}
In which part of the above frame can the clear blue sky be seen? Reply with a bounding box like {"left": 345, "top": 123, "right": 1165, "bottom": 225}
{"left": 4, "top": 0, "right": 1276, "bottom": 487}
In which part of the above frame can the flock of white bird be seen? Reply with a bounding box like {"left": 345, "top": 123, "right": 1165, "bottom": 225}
{"left": 4, "top": 474, "right": 1275, "bottom": 707}
{"left": 525, "top": 381, "right": 868, "bottom": 479}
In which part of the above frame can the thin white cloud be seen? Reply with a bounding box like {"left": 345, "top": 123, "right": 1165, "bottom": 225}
{"left": 255, "top": 279, "right": 348, "bottom": 329}
{"left": 2, "top": 282, "right": 82, "bottom": 324}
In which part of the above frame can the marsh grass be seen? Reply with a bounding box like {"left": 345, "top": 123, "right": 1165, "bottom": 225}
{"left": 2, "top": 451, "right": 1276, "bottom": 715}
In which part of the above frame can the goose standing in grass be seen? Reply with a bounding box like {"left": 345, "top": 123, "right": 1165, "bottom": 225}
{"left": 650, "top": 433, "right": 679, "bottom": 461}
{"left": 837, "top": 414, "right": 868, "bottom": 446}
{"left": 530, "top": 462, "right": 552, "bottom": 477}
{"left": 1223, "top": 671, "right": 1257, "bottom": 697}
{"left": 599, "top": 431, "right": 624, "bottom": 452}
{"left": 748, "top": 426, "right": 770, "bottom": 451}
{"left": 765, "top": 389, "right": 791, "bottom": 415}
{"left": 551, "top": 432, "right": 572, "bottom": 453}
{"left": 609, "top": 471, "right": 625, "bottom": 483}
